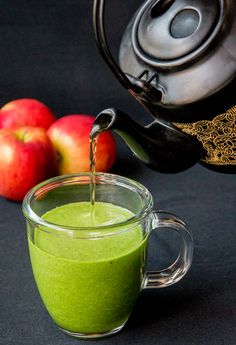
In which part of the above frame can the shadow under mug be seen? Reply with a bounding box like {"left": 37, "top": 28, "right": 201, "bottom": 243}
{"left": 22, "top": 173, "right": 193, "bottom": 339}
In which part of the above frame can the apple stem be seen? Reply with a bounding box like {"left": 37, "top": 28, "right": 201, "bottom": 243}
{"left": 21, "top": 130, "right": 29, "bottom": 142}
{"left": 56, "top": 151, "right": 63, "bottom": 163}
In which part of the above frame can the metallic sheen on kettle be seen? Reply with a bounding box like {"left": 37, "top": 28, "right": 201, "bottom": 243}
{"left": 93, "top": 0, "right": 236, "bottom": 173}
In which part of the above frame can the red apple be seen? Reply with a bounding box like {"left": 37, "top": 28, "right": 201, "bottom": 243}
{"left": 0, "top": 126, "right": 58, "bottom": 201}
{"left": 0, "top": 98, "right": 56, "bottom": 130}
{"left": 47, "top": 114, "right": 116, "bottom": 174}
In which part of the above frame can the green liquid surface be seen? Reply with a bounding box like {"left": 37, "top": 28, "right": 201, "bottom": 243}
{"left": 28, "top": 202, "right": 147, "bottom": 334}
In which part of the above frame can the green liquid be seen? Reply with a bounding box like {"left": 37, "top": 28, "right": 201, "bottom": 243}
{"left": 28, "top": 202, "right": 147, "bottom": 334}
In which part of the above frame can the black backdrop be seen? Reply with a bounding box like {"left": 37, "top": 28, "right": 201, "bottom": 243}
{"left": 0, "top": 2, "right": 236, "bottom": 345}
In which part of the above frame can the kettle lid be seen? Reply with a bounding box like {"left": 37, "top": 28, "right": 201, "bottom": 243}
{"left": 133, "top": 0, "right": 221, "bottom": 67}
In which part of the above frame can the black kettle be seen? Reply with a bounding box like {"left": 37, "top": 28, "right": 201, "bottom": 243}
{"left": 92, "top": 0, "right": 236, "bottom": 173}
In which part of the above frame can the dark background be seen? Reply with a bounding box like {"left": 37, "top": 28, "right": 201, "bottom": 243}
{"left": 0, "top": 1, "right": 236, "bottom": 345}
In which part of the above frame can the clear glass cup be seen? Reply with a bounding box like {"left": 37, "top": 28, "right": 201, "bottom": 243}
{"left": 22, "top": 173, "right": 193, "bottom": 339}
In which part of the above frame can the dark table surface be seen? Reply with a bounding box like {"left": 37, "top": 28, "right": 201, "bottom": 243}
{"left": 0, "top": 1, "right": 236, "bottom": 345}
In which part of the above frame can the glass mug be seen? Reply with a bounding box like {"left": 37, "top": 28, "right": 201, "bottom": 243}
{"left": 22, "top": 173, "right": 193, "bottom": 339}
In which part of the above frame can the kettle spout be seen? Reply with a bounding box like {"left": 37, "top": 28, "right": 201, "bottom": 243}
{"left": 91, "top": 108, "right": 203, "bottom": 173}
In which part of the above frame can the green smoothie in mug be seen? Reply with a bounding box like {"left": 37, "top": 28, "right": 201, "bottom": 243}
{"left": 23, "top": 173, "right": 193, "bottom": 339}
{"left": 28, "top": 201, "right": 146, "bottom": 334}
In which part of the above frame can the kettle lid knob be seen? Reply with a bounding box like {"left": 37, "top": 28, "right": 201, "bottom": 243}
{"left": 133, "top": 0, "right": 221, "bottom": 66}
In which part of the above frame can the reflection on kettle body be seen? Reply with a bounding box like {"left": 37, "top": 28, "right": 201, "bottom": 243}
{"left": 93, "top": 0, "right": 236, "bottom": 173}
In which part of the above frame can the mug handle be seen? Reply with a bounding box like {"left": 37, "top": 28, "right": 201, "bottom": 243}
{"left": 144, "top": 211, "right": 194, "bottom": 289}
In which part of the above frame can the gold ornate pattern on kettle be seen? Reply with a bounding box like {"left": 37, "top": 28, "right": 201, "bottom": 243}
{"left": 174, "top": 106, "right": 236, "bottom": 165}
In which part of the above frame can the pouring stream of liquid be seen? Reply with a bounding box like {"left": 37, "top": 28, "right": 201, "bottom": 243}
{"left": 89, "top": 132, "right": 99, "bottom": 223}
{"left": 89, "top": 119, "right": 112, "bottom": 223}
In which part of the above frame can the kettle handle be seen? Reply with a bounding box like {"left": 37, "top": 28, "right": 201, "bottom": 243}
{"left": 93, "top": 0, "right": 134, "bottom": 91}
